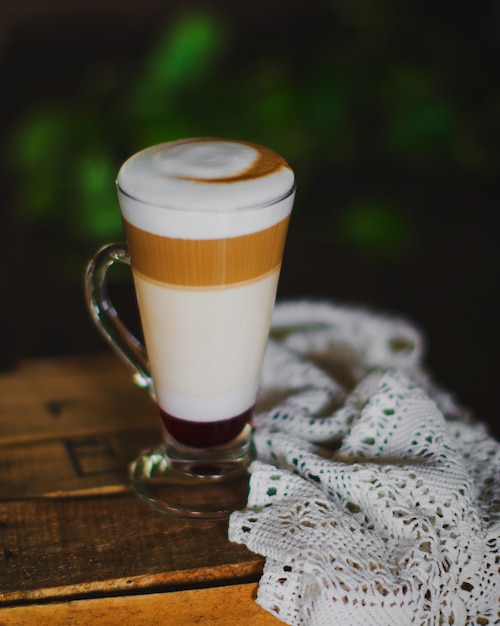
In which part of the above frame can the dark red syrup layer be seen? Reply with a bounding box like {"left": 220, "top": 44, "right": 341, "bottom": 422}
{"left": 159, "top": 405, "right": 254, "bottom": 448}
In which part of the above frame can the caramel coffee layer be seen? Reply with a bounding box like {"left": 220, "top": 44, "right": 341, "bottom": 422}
{"left": 124, "top": 217, "right": 290, "bottom": 287}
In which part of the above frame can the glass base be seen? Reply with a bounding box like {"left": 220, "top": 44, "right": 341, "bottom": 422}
{"left": 129, "top": 425, "right": 254, "bottom": 518}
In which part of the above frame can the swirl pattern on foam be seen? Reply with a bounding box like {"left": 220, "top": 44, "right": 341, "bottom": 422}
{"left": 117, "top": 138, "right": 295, "bottom": 240}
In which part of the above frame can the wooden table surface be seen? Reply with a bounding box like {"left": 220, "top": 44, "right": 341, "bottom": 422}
{"left": 0, "top": 354, "right": 281, "bottom": 625}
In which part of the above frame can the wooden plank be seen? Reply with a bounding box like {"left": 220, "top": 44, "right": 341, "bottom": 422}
{"left": 0, "top": 354, "right": 157, "bottom": 445}
{"left": 0, "top": 583, "right": 282, "bottom": 625}
{"left": 0, "top": 494, "right": 263, "bottom": 604}
{"left": 0, "top": 428, "right": 160, "bottom": 499}
{"left": 0, "top": 355, "right": 162, "bottom": 499}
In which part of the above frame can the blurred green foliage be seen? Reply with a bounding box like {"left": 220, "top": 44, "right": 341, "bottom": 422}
{"left": 334, "top": 201, "right": 417, "bottom": 261}
{"left": 5, "top": 5, "right": 498, "bottom": 282}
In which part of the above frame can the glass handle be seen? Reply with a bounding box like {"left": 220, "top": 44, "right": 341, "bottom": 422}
{"left": 85, "top": 243, "right": 152, "bottom": 391}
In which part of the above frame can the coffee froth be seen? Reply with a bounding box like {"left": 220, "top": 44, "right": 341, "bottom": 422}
{"left": 117, "top": 138, "right": 295, "bottom": 239}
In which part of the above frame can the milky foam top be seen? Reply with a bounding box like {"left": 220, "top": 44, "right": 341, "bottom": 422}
{"left": 117, "top": 138, "right": 295, "bottom": 239}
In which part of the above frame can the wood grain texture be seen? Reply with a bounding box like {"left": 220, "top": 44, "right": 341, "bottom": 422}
{"left": 0, "top": 354, "right": 157, "bottom": 444}
{"left": 0, "top": 494, "right": 263, "bottom": 603}
{"left": 0, "top": 583, "right": 283, "bottom": 625}
{"left": 0, "top": 428, "right": 160, "bottom": 499}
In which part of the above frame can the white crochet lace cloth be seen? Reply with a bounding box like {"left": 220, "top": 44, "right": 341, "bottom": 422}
{"left": 229, "top": 301, "right": 500, "bottom": 625}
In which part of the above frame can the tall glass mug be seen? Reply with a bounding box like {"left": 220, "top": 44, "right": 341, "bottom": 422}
{"left": 85, "top": 138, "right": 295, "bottom": 518}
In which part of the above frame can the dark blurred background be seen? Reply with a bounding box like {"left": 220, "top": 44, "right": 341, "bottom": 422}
{"left": 0, "top": 0, "right": 498, "bottom": 437}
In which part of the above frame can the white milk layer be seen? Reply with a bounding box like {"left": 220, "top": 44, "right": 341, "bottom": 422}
{"left": 117, "top": 139, "right": 295, "bottom": 239}
{"left": 133, "top": 270, "right": 280, "bottom": 422}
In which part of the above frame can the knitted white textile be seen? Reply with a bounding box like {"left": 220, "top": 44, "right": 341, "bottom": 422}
{"left": 229, "top": 301, "right": 500, "bottom": 626}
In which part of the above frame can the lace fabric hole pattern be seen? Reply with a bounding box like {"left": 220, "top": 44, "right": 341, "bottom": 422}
{"left": 229, "top": 300, "right": 500, "bottom": 626}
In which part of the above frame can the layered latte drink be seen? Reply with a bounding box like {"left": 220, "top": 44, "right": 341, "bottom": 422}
{"left": 116, "top": 138, "right": 295, "bottom": 449}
